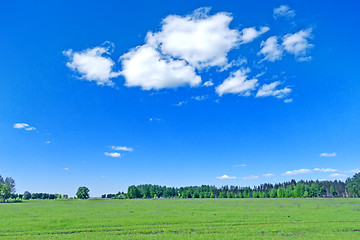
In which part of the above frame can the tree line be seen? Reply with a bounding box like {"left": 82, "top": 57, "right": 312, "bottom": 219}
{"left": 103, "top": 173, "right": 360, "bottom": 199}
{"left": 1, "top": 173, "right": 360, "bottom": 201}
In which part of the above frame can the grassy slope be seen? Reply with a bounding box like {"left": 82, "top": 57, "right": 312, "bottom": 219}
{"left": 0, "top": 198, "right": 359, "bottom": 239}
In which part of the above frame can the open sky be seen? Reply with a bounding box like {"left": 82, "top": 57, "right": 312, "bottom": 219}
{"left": 1, "top": 0, "right": 360, "bottom": 197}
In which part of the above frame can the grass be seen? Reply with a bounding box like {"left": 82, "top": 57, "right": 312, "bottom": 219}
{"left": 0, "top": 198, "right": 359, "bottom": 239}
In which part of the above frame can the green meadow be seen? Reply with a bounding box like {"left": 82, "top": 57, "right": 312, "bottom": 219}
{"left": 0, "top": 198, "right": 359, "bottom": 239}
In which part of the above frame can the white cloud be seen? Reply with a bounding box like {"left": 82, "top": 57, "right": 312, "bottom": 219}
{"left": 13, "top": 123, "right": 36, "bottom": 131}
{"left": 240, "top": 175, "right": 259, "bottom": 180}
{"left": 233, "top": 164, "right": 246, "bottom": 167}
{"left": 284, "top": 98, "right": 293, "bottom": 103}
{"left": 111, "top": 146, "right": 133, "bottom": 152}
{"left": 203, "top": 80, "right": 214, "bottom": 87}
{"left": 281, "top": 169, "right": 311, "bottom": 176}
{"left": 273, "top": 5, "right": 296, "bottom": 19}
{"left": 45, "top": 141, "right": 51, "bottom": 144}
{"left": 216, "top": 68, "right": 258, "bottom": 96}
{"left": 263, "top": 173, "right": 275, "bottom": 177}
{"left": 256, "top": 81, "right": 291, "bottom": 99}
{"left": 320, "top": 152, "right": 336, "bottom": 157}
{"left": 216, "top": 174, "right": 237, "bottom": 180}
{"left": 104, "top": 152, "right": 121, "bottom": 158}
{"left": 150, "top": 117, "right": 163, "bottom": 122}
{"left": 64, "top": 42, "right": 121, "bottom": 86}
{"left": 175, "top": 95, "right": 208, "bottom": 106}
{"left": 120, "top": 45, "right": 201, "bottom": 90}
{"left": 259, "top": 36, "right": 283, "bottom": 62}
{"left": 239, "top": 26, "right": 269, "bottom": 44}
{"left": 343, "top": 168, "right": 360, "bottom": 174}
{"left": 282, "top": 29, "right": 313, "bottom": 60}
{"left": 329, "top": 173, "right": 346, "bottom": 178}
{"left": 313, "top": 168, "right": 337, "bottom": 173}
{"left": 64, "top": 168, "right": 69, "bottom": 171}
{"left": 146, "top": 7, "right": 240, "bottom": 69}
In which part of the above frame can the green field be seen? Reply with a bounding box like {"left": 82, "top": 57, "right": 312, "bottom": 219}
{"left": 0, "top": 198, "right": 359, "bottom": 239}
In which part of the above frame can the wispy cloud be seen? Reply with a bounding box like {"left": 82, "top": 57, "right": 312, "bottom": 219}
{"left": 13, "top": 123, "right": 36, "bottom": 131}
{"left": 64, "top": 168, "right": 69, "bottom": 171}
{"left": 233, "top": 164, "right": 246, "bottom": 167}
{"left": 320, "top": 152, "right": 336, "bottom": 157}
{"left": 240, "top": 175, "right": 259, "bottom": 180}
{"left": 263, "top": 173, "right": 275, "bottom": 177}
{"left": 281, "top": 168, "right": 311, "bottom": 176}
{"left": 329, "top": 173, "right": 346, "bottom": 178}
{"left": 149, "top": 117, "right": 163, "bottom": 122}
{"left": 216, "top": 174, "right": 237, "bottom": 180}
{"left": 343, "top": 168, "right": 360, "bottom": 174}
{"left": 104, "top": 152, "right": 121, "bottom": 158}
{"left": 256, "top": 81, "right": 291, "bottom": 99}
{"left": 175, "top": 95, "right": 208, "bottom": 106}
{"left": 313, "top": 168, "right": 337, "bottom": 173}
{"left": 110, "top": 146, "right": 133, "bottom": 152}
{"left": 273, "top": 5, "right": 295, "bottom": 19}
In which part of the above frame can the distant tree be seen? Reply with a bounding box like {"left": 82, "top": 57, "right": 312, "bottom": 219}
{"left": 346, "top": 173, "right": 360, "bottom": 197}
{"left": 23, "top": 191, "right": 31, "bottom": 200}
{"left": 76, "top": 187, "right": 90, "bottom": 199}
{"left": 330, "top": 186, "right": 337, "bottom": 197}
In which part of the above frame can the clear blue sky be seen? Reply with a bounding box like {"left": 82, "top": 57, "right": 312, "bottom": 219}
{"left": 1, "top": 0, "right": 360, "bottom": 197}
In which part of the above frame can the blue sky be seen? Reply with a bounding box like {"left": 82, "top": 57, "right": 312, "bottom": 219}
{"left": 1, "top": 0, "right": 360, "bottom": 197}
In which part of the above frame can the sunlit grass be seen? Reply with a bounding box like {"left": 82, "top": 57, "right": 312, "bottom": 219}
{"left": 0, "top": 198, "right": 359, "bottom": 239}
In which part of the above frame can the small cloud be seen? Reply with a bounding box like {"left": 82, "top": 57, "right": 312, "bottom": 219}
{"left": 63, "top": 42, "right": 121, "bottom": 86}
{"left": 45, "top": 141, "right": 51, "bottom": 144}
{"left": 256, "top": 81, "right": 291, "bottom": 99}
{"left": 233, "top": 164, "right": 246, "bottom": 167}
{"left": 111, "top": 146, "right": 133, "bottom": 152}
{"left": 100, "top": 176, "right": 105, "bottom": 178}
{"left": 104, "top": 152, "right": 121, "bottom": 158}
{"left": 239, "top": 26, "right": 270, "bottom": 44}
{"left": 282, "top": 29, "right": 313, "bottom": 61}
{"left": 329, "top": 173, "right": 346, "bottom": 178}
{"left": 216, "top": 174, "right": 237, "bottom": 180}
{"left": 150, "top": 117, "right": 163, "bottom": 122}
{"left": 240, "top": 175, "right": 259, "bottom": 180}
{"left": 216, "top": 68, "right": 258, "bottom": 97}
{"left": 64, "top": 168, "right": 69, "bottom": 171}
{"left": 175, "top": 95, "right": 208, "bottom": 106}
{"left": 343, "top": 168, "right": 360, "bottom": 174}
{"left": 320, "top": 152, "right": 336, "bottom": 157}
{"left": 13, "top": 123, "right": 36, "bottom": 131}
{"left": 281, "top": 169, "right": 311, "bottom": 176}
{"left": 313, "top": 168, "right": 337, "bottom": 173}
{"left": 273, "top": 5, "right": 296, "bottom": 19}
{"left": 263, "top": 173, "right": 275, "bottom": 177}
{"left": 258, "top": 36, "right": 283, "bottom": 62}
{"left": 203, "top": 80, "right": 214, "bottom": 87}
{"left": 284, "top": 98, "right": 293, "bottom": 103}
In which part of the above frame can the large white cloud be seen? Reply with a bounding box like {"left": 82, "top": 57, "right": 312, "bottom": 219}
{"left": 256, "top": 81, "right": 291, "bottom": 99}
{"left": 64, "top": 42, "right": 121, "bottom": 86}
{"left": 259, "top": 36, "right": 283, "bottom": 62}
{"left": 282, "top": 29, "right": 313, "bottom": 60}
{"left": 216, "top": 68, "right": 258, "bottom": 96}
{"left": 146, "top": 7, "right": 240, "bottom": 69}
{"left": 120, "top": 45, "right": 201, "bottom": 90}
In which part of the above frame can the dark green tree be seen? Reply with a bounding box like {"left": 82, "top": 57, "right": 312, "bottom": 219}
{"left": 76, "top": 186, "right": 90, "bottom": 199}
{"left": 345, "top": 173, "right": 360, "bottom": 197}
